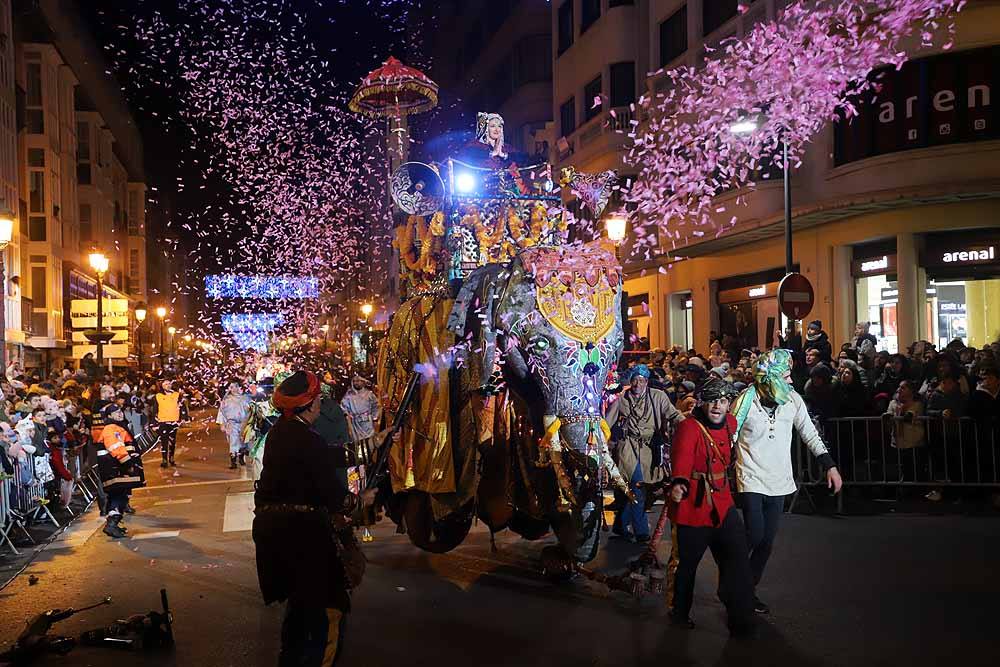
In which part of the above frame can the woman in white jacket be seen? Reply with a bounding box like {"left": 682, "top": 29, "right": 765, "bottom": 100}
{"left": 731, "top": 348, "right": 843, "bottom": 614}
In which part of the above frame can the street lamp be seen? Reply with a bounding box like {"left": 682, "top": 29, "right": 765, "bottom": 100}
{"left": 730, "top": 115, "right": 793, "bottom": 276}
{"left": 155, "top": 306, "right": 167, "bottom": 367}
{"left": 606, "top": 214, "right": 627, "bottom": 261}
{"left": 168, "top": 325, "right": 177, "bottom": 357}
{"left": 88, "top": 250, "right": 110, "bottom": 367}
{"left": 135, "top": 302, "right": 147, "bottom": 371}
{"left": 360, "top": 303, "right": 373, "bottom": 320}
{"left": 0, "top": 207, "right": 14, "bottom": 369}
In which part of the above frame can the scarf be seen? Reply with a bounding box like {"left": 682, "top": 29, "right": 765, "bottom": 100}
{"left": 732, "top": 348, "right": 794, "bottom": 432}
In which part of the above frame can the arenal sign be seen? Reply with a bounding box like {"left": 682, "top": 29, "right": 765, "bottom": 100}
{"left": 924, "top": 242, "right": 999, "bottom": 268}
{"left": 835, "top": 45, "right": 998, "bottom": 165}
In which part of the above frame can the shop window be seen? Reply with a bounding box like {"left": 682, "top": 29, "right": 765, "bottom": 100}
{"left": 855, "top": 274, "right": 898, "bottom": 353}
{"left": 609, "top": 62, "right": 635, "bottom": 108}
{"left": 659, "top": 5, "right": 688, "bottom": 67}
{"left": 584, "top": 75, "right": 602, "bottom": 121}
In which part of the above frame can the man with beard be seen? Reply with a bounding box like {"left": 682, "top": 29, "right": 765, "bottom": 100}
{"left": 667, "top": 376, "right": 754, "bottom": 637}
{"left": 605, "top": 364, "right": 684, "bottom": 542}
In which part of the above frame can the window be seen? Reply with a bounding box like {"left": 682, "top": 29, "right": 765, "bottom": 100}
{"left": 129, "top": 248, "right": 139, "bottom": 277}
{"left": 557, "top": 1, "right": 574, "bottom": 55}
{"left": 30, "top": 266, "right": 46, "bottom": 308}
{"left": 29, "top": 171, "right": 44, "bottom": 213}
{"left": 703, "top": 0, "right": 738, "bottom": 36}
{"left": 560, "top": 97, "right": 576, "bottom": 137}
{"left": 581, "top": 0, "right": 600, "bottom": 33}
{"left": 660, "top": 5, "right": 688, "bottom": 67}
{"left": 609, "top": 62, "right": 635, "bottom": 108}
{"left": 513, "top": 35, "right": 552, "bottom": 87}
{"left": 28, "top": 148, "right": 44, "bottom": 167}
{"left": 77, "top": 121, "right": 90, "bottom": 160}
{"left": 584, "top": 75, "right": 603, "bottom": 121}
{"left": 79, "top": 204, "right": 92, "bottom": 243}
{"left": 77, "top": 163, "right": 91, "bottom": 184}
{"left": 29, "top": 217, "right": 45, "bottom": 242}
{"left": 25, "top": 61, "right": 43, "bottom": 134}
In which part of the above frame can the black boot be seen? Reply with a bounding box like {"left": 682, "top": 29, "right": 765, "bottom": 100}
{"left": 169, "top": 459, "right": 176, "bottom": 467}
{"left": 229, "top": 454, "right": 238, "bottom": 470}
{"left": 238, "top": 452, "right": 246, "bottom": 466}
{"left": 103, "top": 515, "right": 126, "bottom": 539}
{"left": 160, "top": 459, "right": 169, "bottom": 469}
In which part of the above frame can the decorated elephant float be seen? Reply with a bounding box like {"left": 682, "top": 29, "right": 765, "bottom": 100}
{"left": 374, "top": 136, "right": 630, "bottom": 572}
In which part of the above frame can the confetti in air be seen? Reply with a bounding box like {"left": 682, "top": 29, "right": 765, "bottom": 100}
{"left": 625, "top": 0, "right": 965, "bottom": 258}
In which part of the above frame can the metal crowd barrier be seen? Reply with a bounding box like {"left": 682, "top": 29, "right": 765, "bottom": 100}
{"left": 1, "top": 446, "right": 104, "bottom": 556}
{"left": 792, "top": 416, "right": 1000, "bottom": 512}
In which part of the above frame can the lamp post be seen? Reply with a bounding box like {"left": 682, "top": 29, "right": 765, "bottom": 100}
{"left": 360, "top": 303, "right": 373, "bottom": 321}
{"left": 155, "top": 306, "right": 167, "bottom": 367}
{"left": 0, "top": 208, "right": 14, "bottom": 370}
{"left": 88, "top": 250, "right": 110, "bottom": 367}
{"left": 730, "top": 117, "right": 793, "bottom": 276}
{"left": 168, "top": 326, "right": 177, "bottom": 357}
{"left": 135, "top": 302, "right": 147, "bottom": 371}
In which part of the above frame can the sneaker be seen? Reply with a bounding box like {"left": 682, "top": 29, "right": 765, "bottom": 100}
{"left": 753, "top": 597, "right": 770, "bottom": 614}
{"left": 669, "top": 612, "right": 695, "bottom": 629}
{"left": 925, "top": 490, "right": 943, "bottom": 502}
{"left": 103, "top": 521, "right": 126, "bottom": 539}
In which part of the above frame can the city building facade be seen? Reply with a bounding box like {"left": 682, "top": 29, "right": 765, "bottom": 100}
{"left": 550, "top": 0, "right": 1000, "bottom": 354}
{"left": 13, "top": 0, "right": 147, "bottom": 372}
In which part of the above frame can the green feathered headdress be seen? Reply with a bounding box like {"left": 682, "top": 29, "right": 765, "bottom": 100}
{"left": 732, "top": 348, "right": 794, "bottom": 432}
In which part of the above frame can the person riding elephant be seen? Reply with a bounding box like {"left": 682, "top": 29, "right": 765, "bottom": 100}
{"left": 605, "top": 364, "right": 684, "bottom": 542}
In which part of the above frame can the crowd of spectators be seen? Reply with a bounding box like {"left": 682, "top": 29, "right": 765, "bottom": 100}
{"left": 0, "top": 356, "right": 195, "bottom": 515}
{"left": 625, "top": 322, "right": 999, "bottom": 501}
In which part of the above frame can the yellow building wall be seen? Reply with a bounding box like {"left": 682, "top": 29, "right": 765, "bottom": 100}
{"left": 629, "top": 200, "right": 1000, "bottom": 354}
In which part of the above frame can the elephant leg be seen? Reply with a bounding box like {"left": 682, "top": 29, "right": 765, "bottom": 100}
{"left": 550, "top": 498, "right": 603, "bottom": 565}
{"left": 402, "top": 491, "right": 474, "bottom": 554}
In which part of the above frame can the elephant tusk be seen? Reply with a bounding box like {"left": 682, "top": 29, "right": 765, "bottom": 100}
{"left": 597, "top": 418, "right": 635, "bottom": 503}
{"left": 540, "top": 415, "right": 577, "bottom": 508}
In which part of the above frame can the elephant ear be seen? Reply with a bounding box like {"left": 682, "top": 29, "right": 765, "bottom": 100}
{"left": 447, "top": 264, "right": 506, "bottom": 390}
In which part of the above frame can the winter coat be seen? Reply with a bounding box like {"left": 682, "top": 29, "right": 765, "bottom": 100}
{"left": 884, "top": 399, "right": 925, "bottom": 450}
{"left": 804, "top": 331, "right": 833, "bottom": 363}
{"left": 605, "top": 388, "right": 684, "bottom": 485}
{"left": 967, "top": 387, "right": 1000, "bottom": 422}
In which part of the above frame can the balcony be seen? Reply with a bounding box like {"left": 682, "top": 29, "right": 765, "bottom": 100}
{"left": 559, "top": 106, "right": 634, "bottom": 170}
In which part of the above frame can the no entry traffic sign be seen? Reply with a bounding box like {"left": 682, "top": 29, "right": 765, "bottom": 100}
{"left": 777, "top": 272, "right": 815, "bottom": 320}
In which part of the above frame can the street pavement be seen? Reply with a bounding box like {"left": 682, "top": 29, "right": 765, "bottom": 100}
{"left": 0, "top": 417, "right": 997, "bottom": 667}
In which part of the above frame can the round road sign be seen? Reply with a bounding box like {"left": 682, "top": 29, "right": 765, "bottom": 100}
{"left": 777, "top": 272, "right": 815, "bottom": 321}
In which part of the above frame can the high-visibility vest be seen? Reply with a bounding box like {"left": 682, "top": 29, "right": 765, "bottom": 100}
{"left": 156, "top": 392, "right": 180, "bottom": 422}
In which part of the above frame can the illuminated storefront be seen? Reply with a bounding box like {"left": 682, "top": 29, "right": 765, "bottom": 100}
{"left": 922, "top": 232, "right": 1000, "bottom": 349}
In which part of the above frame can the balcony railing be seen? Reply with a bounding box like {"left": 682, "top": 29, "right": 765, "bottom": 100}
{"left": 576, "top": 106, "right": 635, "bottom": 150}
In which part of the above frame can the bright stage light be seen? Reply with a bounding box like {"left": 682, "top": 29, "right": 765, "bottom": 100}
{"left": 455, "top": 172, "right": 476, "bottom": 194}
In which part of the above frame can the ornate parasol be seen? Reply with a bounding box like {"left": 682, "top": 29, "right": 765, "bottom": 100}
{"left": 349, "top": 56, "right": 438, "bottom": 117}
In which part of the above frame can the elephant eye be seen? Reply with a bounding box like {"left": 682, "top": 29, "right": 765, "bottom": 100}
{"left": 529, "top": 336, "right": 550, "bottom": 351}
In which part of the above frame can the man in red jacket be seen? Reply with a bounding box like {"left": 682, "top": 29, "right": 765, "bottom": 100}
{"left": 668, "top": 376, "right": 755, "bottom": 637}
